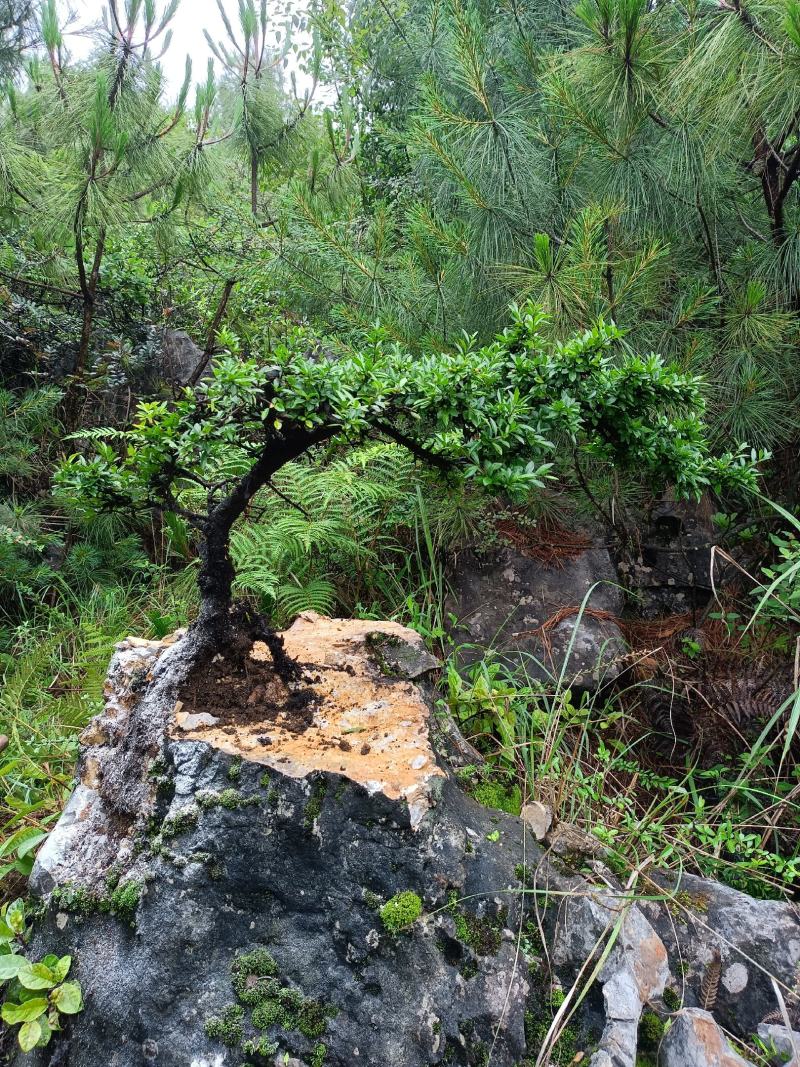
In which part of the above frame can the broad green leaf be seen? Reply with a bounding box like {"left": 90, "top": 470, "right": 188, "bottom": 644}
{"left": 4, "top": 899, "right": 25, "bottom": 935}
{"left": 0, "top": 953, "right": 24, "bottom": 981}
{"left": 36, "top": 1015, "right": 53, "bottom": 1046}
{"left": 52, "top": 956, "right": 72, "bottom": 983}
{"left": 52, "top": 981, "right": 82, "bottom": 1015}
{"left": 2, "top": 997, "right": 47, "bottom": 1024}
{"left": 0, "top": 828, "right": 43, "bottom": 861}
{"left": 18, "top": 1019, "right": 42, "bottom": 1052}
{"left": 18, "top": 962, "right": 56, "bottom": 990}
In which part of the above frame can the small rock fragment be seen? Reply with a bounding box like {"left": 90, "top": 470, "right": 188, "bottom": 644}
{"left": 521, "top": 801, "right": 552, "bottom": 841}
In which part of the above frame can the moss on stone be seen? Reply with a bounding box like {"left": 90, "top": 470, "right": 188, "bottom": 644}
{"left": 204, "top": 1004, "right": 244, "bottom": 1047}
{"left": 50, "top": 883, "right": 95, "bottom": 917}
{"left": 205, "top": 942, "right": 337, "bottom": 1056}
{"left": 524, "top": 1011, "right": 579, "bottom": 1066}
{"left": 101, "top": 879, "right": 143, "bottom": 925}
{"left": 447, "top": 892, "right": 504, "bottom": 956}
{"left": 363, "top": 888, "right": 382, "bottom": 911}
{"left": 549, "top": 987, "right": 566, "bottom": 1010}
{"left": 666, "top": 888, "right": 709, "bottom": 918}
{"left": 639, "top": 1010, "right": 664, "bottom": 1044}
{"left": 242, "top": 1035, "right": 278, "bottom": 1058}
{"left": 148, "top": 755, "right": 167, "bottom": 778}
{"left": 251, "top": 999, "right": 282, "bottom": 1029}
{"left": 303, "top": 778, "right": 328, "bottom": 830}
{"left": 50, "top": 878, "right": 142, "bottom": 927}
{"left": 220, "top": 788, "right": 259, "bottom": 810}
{"left": 231, "top": 948, "right": 279, "bottom": 1005}
{"left": 196, "top": 788, "right": 259, "bottom": 812}
{"left": 250, "top": 986, "right": 332, "bottom": 1037}
{"left": 379, "top": 890, "right": 423, "bottom": 933}
{"left": 364, "top": 631, "right": 405, "bottom": 677}
{"left": 662, "top": 987, "right": 681, "bottom": 1012}
{"left": 161, "top": 805, "right": 199, "bottom": 838}
{"left": 311, "top": 1043, "right": 327, "bottom": 1067}
{"left": 471, "top": 779, "right": 522, "bottom": 816}
{"left": 228, "top": 757, "right": 243, "bottom": 782}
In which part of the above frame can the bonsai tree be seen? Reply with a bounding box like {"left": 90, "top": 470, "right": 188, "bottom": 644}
{"left": 55, "top": 303, "right": 759, "bottom": 652}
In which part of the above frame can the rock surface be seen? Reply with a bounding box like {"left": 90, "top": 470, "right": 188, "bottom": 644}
{"left": 20, "top": 615, "right": 534, "bottom": 1067}
{"left": 757, "top": 1023, "right": 800, "bottom": 1064}
{"left": 619, "top": 499, "right": 715, "bottom": 619}
{"left": 13, "top": 613, "right": 800, "bottom": 1067}
{"left": 552, "top": 882, "right": 669, "bottom": 1067}
{"left": 447, "top": 543, "right": 628, "bottom": 692}
{"left": 642, "top": 870, "right": 800, "bottom": 1037}
{"left": 659, "top": 1008, "right": 755, "bottom": 1067}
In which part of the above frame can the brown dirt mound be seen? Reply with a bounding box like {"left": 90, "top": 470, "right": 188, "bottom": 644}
{"left": 177, "top": 629, "right": 317, "bottom": 734}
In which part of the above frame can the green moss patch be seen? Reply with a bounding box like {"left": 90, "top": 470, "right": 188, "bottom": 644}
{"left": 303, "top": 778, "right": 328, "bottom": 830}
{"left": 379, "top": 890, "right": 423, "bottom": 933}
{"left": 160, "top": 805, "right": 199, "bottom": 838}
{"left": 470, "top": 778, "right": 522, "bottom": 816}
{"left": 447, "top": 892, "right": 504, "bottom": 956}
{"left": 204, "top": 1004, "right": 244, "bottom": 1047}
{"left": 50, "top": 878, "right": 143, "bottom": 928}
{"left": 204, "top": 944, "right": 337, "bottom": 1061}
{"left": 196, "top": 788, "right": 260, "bottom": 812}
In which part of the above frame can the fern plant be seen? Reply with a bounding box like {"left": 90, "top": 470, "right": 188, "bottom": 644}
{"left": 230, "top": 444, "right": 420, "bottom": 621}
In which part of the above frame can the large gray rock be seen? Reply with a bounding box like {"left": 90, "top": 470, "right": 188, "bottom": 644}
{"left": 16, "top": 616, "right": 535, "bottom": 1067}
{"left": 447, "top": 543, "right": 628, "bottom": 692}
{"left": 659, "top": 1008, "right": 755, "bottom": 1066}
{"left": 757, "top": 1023, "right": 800, "bottom": 1064}
{"left": 619, "top": 499, "right": 715, "bottom": 619}
{"left": 8, "top": 613, "right": 800, "bottom": 1067}
{"left": 642, "top": 871, "right": 800, "bottom": 1037}
{"left": 155, "top": 327, "right": 205, "bottom": 386}
{"left": 551, "top": 885, "right": 669, "bottom": 1067}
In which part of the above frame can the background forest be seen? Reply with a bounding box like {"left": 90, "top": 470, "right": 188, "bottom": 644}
{"left": 3, "top": 0, "right": 800, "bottom": 917}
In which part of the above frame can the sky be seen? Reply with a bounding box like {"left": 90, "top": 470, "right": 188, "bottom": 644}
{"left": 63, "top": 0, "right": 241, "bottom": 98}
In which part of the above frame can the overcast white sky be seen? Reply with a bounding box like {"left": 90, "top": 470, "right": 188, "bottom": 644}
{"left": 63, "top": 1, "right": 245, "bottom": 97}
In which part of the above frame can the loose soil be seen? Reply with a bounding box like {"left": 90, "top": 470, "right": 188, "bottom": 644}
{"left": 177, "top": 627, "right": 317, "bottom": 734}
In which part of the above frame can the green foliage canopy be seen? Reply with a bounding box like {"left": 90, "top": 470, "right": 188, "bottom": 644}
{"left": 56, "top": 304, "right": 759, "bottom": 535}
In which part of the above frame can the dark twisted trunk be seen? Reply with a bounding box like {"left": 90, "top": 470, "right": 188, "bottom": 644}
{"left": 192, "top": 426, "right": 333, "bottom": 650}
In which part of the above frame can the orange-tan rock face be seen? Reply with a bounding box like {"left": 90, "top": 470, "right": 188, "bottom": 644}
{"left": 171, "top": 612, "right": 444, "bottom": 825}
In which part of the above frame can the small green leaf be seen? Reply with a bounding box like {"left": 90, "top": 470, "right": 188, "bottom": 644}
{"left": 52, "top": 981, "right": 83, "bottom": 1015}
{"left": 486, "top": 830, "right": 500, "bottom": 842}
{"left": 2, "top": 997, "right": 47, "bottom": 1024}
{"left": 18, "top": 1019, "right": 42, "bottom": 1052}
{"left": 4, "top": 899, "right": 25, "bottom": 935}
{"left": 36, "top": 1015, "right": 53, "bottom": 1046}
{"left": 52, "top": 955, "right": 72, "bottom": 983}
{"left": 18, "top": 962, "right": 56, "bottom": 990}
{"left": 15, "top": 831, "right": 48, "bottom": 859}
{"left": 0, "top": 953, "right": 24, "bottom": 981}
